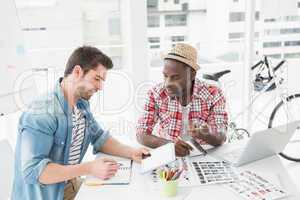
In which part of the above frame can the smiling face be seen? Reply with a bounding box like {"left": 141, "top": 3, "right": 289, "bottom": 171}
{"left": 74, "top": 64, "right": 107, "bottom": 100}
{"left": 163, "top": 59, "right": 196, "bottom": 98}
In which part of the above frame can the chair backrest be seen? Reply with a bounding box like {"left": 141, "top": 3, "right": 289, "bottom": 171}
{"left": 0, "top": 139, "right": 14, "bottom": 200}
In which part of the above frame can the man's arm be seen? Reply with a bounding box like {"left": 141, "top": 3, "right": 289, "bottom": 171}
{"left": 99, "top": 136, "right": 149, "bottom": 163}
{"left": 99, "top": 136, "right": 137, "bottom": 159}
{"left": 201, "top": 131, "right": 226, "bottom": 146}
{"left": 189, "top": 86, "right": 228, "bottom": 146}
{"left": 189, "top": 124, "right": 226, "bottom": 146}
{"left": 39, "top": 136, "right": 153, "bottom": 184}
{"left": 136, "top": 133, "right": 170, "bottom": 148}
{"left": 137, "top": 134, "right": 194, "bottom": 157}
{"left": 39, "top": 162, "right": 89, "bottom": 184}
{"left": 136, "top": 89, "right": 163, "bottom": 148}
{"left": 39, "top": 157, "right": 118, "bottom": 184}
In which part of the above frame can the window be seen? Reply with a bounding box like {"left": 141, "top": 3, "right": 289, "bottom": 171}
{"left": 150, "top": 45, "right": 160, "bottom": 49}
{"left": 228, "top": 32, "right": 258, "bottom": 39}
{"left": 171, "top": 35, "right": 185, "bottom": 42}
{"left": 298, "top": 2, "right": 300, "bottom": 8}
{"left": 266, "top": 54, "right": 281, "bottom": 59}
{"left": 148, "top": 15, "right": 160, "bottom": 27}
{"left": 228, "top": 32, "right": 244, "bottom": 39}
{"left": 147, "top": 0, "right": 158, "bottom": 9}
{"left": 108, "top": 17, "right": 120, "bottom": 35}
{"left": 284, "top": 41, "right": 300, "bottom": 47}
{"left": 255, "top": 11, "right": 260, "bottom": 21}
{"left": 263, "top": 41, "right": 282, "bottom": 48}
{"left": 265, "top": 16, "right": 300, "bottom": 22}
{"left": 284, "top": 52, "right": 300, "bottom": 59}
{"left": 165, "top": 14, "right": 187, "bottom": 26}
{"left": 280, "top": 28, "right": 300, "bottom": 34}
{"left": 229, "top": 12, "right": 245, "bottom": 22}
{"left": 264, "top": 18, "right": 277, "bottom": 22}
{"left": 148, "top": 37, "right": 160, "bottom": 49}
{"left": 284, "top": 15, "right": 300, "bottom": 21}
{"left": 148, "top": 37, "right": 160, "bottom": 43}
{"left": 174, "top": 0, "right": 180, "bottom": 4}
{"left": 264, "top": 29, "right": 280, "bottom": 36}
{"left": 229, "top": 12, "right": 259, "bottom": 22}
{"left": 182, "top": 3, "right": 188, "bottom": 11}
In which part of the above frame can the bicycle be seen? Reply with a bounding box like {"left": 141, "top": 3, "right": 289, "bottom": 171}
{"left": 202, "top": 56, "right": 300, "bottom": 162}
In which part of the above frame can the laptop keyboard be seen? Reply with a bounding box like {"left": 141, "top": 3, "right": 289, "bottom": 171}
{"left": 222, "top": 149, "right": 243, "bottom": 163}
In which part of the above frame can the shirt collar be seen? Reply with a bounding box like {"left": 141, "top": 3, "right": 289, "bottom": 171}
{"left": 54, "top": 77, "right": 73, "bottom": 116}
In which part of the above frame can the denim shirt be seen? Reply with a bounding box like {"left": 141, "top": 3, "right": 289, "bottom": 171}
{"left": 12, "top": 78, "right": 110, "bottom": 200}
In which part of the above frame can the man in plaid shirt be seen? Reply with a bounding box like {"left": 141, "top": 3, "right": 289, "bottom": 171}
{"left": 136, "top": 43, "right": 228, "bottom": 157}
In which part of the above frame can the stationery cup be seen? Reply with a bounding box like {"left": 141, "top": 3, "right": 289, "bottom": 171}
{"left": 160, "top": 179, "right": 178, "bottom": 197}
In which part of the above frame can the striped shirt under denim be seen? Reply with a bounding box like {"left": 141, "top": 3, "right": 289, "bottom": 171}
{"left": 68, "top": 106, "right": 86, "bottom": 165}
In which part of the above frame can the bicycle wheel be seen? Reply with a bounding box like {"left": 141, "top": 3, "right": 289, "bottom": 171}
{"left": 268, "top": 93, "right": 300, "bottom": 162}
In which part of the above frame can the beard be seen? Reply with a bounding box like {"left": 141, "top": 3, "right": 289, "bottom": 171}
{"left": 76, "top": 86, "right": 95, "bottom": 100}
{"left": 165, "top": 85, "right": 183, "bottom": 98}
{"left": 81, "top": 92, "right": 92, "bottom": 100}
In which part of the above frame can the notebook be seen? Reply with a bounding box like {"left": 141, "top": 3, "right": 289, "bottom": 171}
{"left": 85, "top": 159, "right": 132, "bottom": 185}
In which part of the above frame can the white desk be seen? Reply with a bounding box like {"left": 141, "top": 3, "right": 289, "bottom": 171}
{"left": 76, "top": 142, "right": 300, "bottom": 200}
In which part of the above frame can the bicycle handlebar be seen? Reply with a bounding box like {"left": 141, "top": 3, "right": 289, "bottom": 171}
{"left": 273, "top": 60, "right": 286, "bottom": 72}
{"left": 251, "top": 60, "right": 263, "bottom": 70}
{"left": 251, "top": 57, "right": 286, "bottom": 72}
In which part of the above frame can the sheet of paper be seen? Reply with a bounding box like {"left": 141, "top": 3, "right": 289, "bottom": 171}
{"left": 224, "top": 171, "right": 288, "bottom": 200}
{"left": 185, "top": 187, "right": 234, "bottom": 200}
{"left": 85, "top": 160, "right": 132, "bottom": 185}
{"left": 146, "top": 157, "right": 199, "bottom": 189}
{"left": 146, "top": 155, "right": 236, "bottom": 189}
{"left": 141, "top": 143, "right": 176, "bottom": 173}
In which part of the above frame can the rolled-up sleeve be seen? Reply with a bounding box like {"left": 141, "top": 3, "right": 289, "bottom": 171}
{"left": 19, "top": 112, "right": 57, "bottom": 185}
{"left": 136, "top": 89, "right": 158, "bottom": 137}
{"left": 87, "top": 119, "right": 111, "bottom": 154}
{"left": 207, "top": 87, "right": 228, "bottom": 136}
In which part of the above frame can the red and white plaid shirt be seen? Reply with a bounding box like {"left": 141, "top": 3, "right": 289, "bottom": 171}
{"left": 136, "top": 78, "right": 228, "bottom": 144}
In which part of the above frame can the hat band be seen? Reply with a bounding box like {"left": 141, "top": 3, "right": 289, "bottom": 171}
{"left": 168, "top": 53, "right": 187, "bottom": 59}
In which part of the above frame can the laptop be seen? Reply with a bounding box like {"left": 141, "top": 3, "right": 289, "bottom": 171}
{"left": 217, "top": 120, "right": 300, "bottom": 167}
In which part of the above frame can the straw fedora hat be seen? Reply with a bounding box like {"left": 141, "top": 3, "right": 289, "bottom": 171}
{"left": 163, "top": 43, "right": 200, "bottom": 71}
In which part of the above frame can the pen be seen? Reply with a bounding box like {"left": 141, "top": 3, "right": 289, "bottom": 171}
{"left": 172, "top": 169, "right": 183, "bottom": 180}
{"left": 142, "top": 153, "right": 151, "bottom": 159}
{"left": 190, "top": 138, "right": 207, "bottom": 155}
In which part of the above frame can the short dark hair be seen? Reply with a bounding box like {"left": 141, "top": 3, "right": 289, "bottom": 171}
{"left": 64, "top": 46, "right": 113, "bottom": 77}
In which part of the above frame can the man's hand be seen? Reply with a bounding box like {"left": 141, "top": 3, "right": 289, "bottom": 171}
{"left": 175, "top": 138, "right": 193, "bottom": 157}
{"left": 130, "top": 147, "right": 150, "bottom": 163}
{"left": 188, "top": 123, "right": 226, "bottom": 146}
{"left": 88, "top": 157, "right": 119, "bottom": 180}
{"left": 188, "top": 123, "right": 209, "bottom": 141}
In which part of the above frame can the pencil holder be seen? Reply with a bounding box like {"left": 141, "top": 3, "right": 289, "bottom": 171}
{"left": 160, "top": 179, "right": 178, "bottom": 197}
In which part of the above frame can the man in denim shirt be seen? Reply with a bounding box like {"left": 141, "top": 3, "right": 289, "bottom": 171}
{"left": 12, "top": 46, "right": 149, "bottom": 200}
